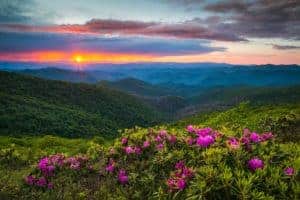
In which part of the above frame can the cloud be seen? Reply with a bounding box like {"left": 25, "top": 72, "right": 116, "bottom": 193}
{"left": 0, "top": 32, "right": 225, "bottom": 56}
{"left": 205, "top": 0, "right": 248, "bottom": 13}
{"left": 0, "top": 0, "right": 35, "bottom": 23}
{"left": 272, "top": 44, "right": 300, "bottom": 50}
{"left": 204, "top": 0, "right": 300, "bottom": 40}
{"left": 0, "top": 18, "right": 245, "bottom": 42}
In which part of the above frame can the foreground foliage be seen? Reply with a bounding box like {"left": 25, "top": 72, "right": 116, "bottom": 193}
{"left": 1, "top": 125, "right": 299, "bottom": 200}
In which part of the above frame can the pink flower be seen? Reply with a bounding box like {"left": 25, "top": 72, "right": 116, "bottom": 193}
{"left": 118, "top": 169, "right": 128, "bottom": 184}
{"left": 248, "top": 157, "right": 264, "bottom": 171}
{"left": 261, "top": 132, "right": 274, "bottom": 141}
{"left": 25, "top": 175, "right": 36, "bottom": 185}
{"left": 66, "top": 157, "right": 81, "bottom": 170}
{"left": 175, "top": 161, "right": 185, "bottom": 170}
{"left": 181, "top": 167, "right": 194, "bottom": 179}
{"left": 250, "top": 132, "right": 261, "bottom": 143}
{"left": 49, "top": 154, "right": 65, "bottom": 167}
{"left": 227, "top": 137, "right": 240, "bottom": 149}
{"left": 155, "top": 135, "right": 163, "bottom": 143}
{"left": 47, "top": 182, "right": 54, "bottom": 189}
{"left": 124, "top": 146, "right": 135, "bottom": 154}
{"left": 134, "top": 147, "right": 142, "bottom": 155}
{"left": 36, "top": 177, "right": 47, "bottom": 187}
{"left": 177, "top": 178, "right": 186, "bottom": 190}
{"left": 156, "top": 143, "right": 164, "bottom": 150}
{"left": 105, "top": 159, "right": 115, "bottom": 173}
{"left": 186, "top": 125, "right": 195, "bottom": 133}
{"left": 196, "top": 135, "right": 215, "bottom": 148}
{"left": 121, "top": 137, "right": 128, "bottom": 145}
{"left": 159, "top": 130, "right": 168, "bottom": 137}
{"left": 284, "top": 167, "right": 295, "bottom": 176}
{"left": 196, "top": 127, "right": 212, "bottom": 137}
{"left": 168, "top": 135, "right": 177, "bottom": 144}
{"left": 167, "top": 161, "right": 193, "bottom": 191}
{"left": 143, "top": 140, "right": 151, "bottom": 148}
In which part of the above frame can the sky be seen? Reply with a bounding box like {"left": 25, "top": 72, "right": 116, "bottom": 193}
{"left": 0, "top": 0, "right": 299, "bottom": 65}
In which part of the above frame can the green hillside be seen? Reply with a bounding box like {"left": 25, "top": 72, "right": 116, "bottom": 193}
{"left": 0, "top": 103, "right": 299, "bottom": 199}
{"left": 174, "top": 102, "right": 300, "bottom": 142}
{"left": 0, "top": 71, "right": 165, "bottom": 138}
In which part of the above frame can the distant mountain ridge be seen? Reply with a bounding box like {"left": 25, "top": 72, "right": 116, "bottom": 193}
{"left": 4, "top": 64, "right": 299, "bottom": 93}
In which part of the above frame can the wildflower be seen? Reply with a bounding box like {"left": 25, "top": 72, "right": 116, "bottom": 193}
{"left": 143, "top": 140, "right": 150, "bottom": 148}
{"left": 261, "top": 132, "right": 274, "bottom": 142}
{"left": 284, "top": 167, "right": 295, "bottom": 176}
{"left": 186, "top": 125, "right": 195, "bottom": 133}
{"left": 47, "top": 182, "right": 54, "bottom": 189}
{"left": 155, "top": 135, "right": 163, "bottom": 143}
{"left": 66, "top": 157, "right": 81, "bottom": 170}
{"left": 105, "top": 159, "right": 115, "bottom": 173}
{"left": 134, "top": 147, "right": 142, "bottom": 155}
{"left": 248, "top": 157, "right": 264, "bottom": 171}
{"left": 196, "top": 127, "right": 212, "bottom": 137}
{"left": 167, "top": 178, "right": 177, "bottom": 190}
{"left": 156, "top": 143, "right": 164, "bottom": 150}
{"left": 25, "top": 175, "right": 36, "bottom": 185}
{"left": 49, "top": 154, "right": 65, "bottom": 167}
{"left": 177, "top": 178, "right": 186, "bottom": 190}
{"left": 168, "top": 135, "right": 177, "bottom": 144}
{"left": 167, "top": 161, "right": 193, "bottom": 191}
{"left": 159, "top": 130, "right": 168, "bottom": 137}
{"left": 36, "top": 177, "right": 47, "bottom": 187}
{"left": 38, "top": 157, "right": 49, "bottom": 171}
{"left": 181, "top": 167, "right": 194, "bottom": 179}
{"left": 250, "top": 132, "right": 261, "bottom": 143}
{"left": 196, "top": 135, "right": 215, "bottom": 148}
{"left": 227, "top": 137, "right": 240, "bottom": 149}
{"left": 175, "top": 161, "right": 185, "bottom": 170}
{"left": 121, "top": 137, "right": 128, "bottom": 145}
{"left": 118, "top": 169, "right": 128, "bottom": 184}
{"left": 124, "top": 146, "right": 135, "bottom": 154}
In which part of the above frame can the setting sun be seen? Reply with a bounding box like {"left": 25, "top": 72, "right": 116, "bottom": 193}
{"left": 74, "top": 55, "right": 82, "bottom": 63}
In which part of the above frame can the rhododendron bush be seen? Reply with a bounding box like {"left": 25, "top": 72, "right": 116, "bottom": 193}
{"left": 17, "top": 126, "right": 298, "bottom": 199}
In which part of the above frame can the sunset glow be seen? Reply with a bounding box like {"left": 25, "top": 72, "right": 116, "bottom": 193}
{"left": 0, "top": 0, "right": 299, "bottom": 65}
{"left": 0, "top": 51, "right": 157, "bottom": 64}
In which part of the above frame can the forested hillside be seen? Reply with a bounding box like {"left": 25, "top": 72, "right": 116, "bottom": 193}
{"left": 0, "top": 71, "right": 165, "bottom": 138}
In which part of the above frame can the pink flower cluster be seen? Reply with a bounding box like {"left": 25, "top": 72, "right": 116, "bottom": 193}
{"left": 118, "top": 169, "right": 129, "bottom": 184}
{"left": 25, "top": 154, "right": 88, "bottom": 189}
{"left": 154, "top": 130, "right": 177, "bottom": 150}
{"left": 240, "top": 129, "right": 274, "bottom": 150}
{"left": 167, "top": 161, "right": 194, "bottom": 191}
{"left": 225, "top": 129, "right": 274, "bottom": 151}
{"left": 248, "top": 157, "right": 264, "bottom": 171}
{"left": 124, "top": 146, "right": 142, "bottom": 155}
{"left": 65, "top": 155, "right": 88, "bottom": 170}
{"left": 186, "top": 125, "right": 217, "bottom": 148}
